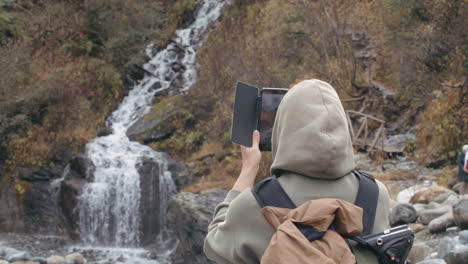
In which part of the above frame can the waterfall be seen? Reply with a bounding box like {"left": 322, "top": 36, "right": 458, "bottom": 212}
{"left": 77, "top": 0, "right": 230, "bottom": 250}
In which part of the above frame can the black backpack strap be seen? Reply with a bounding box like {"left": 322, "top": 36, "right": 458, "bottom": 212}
{"left": 352, "top": 170, "right": 379, "bottom": 236}
{"left": 252, "top": 175, "right": 327, "bottom": 241}
{"left": 252, "top": 175, "right": 296, "bottom": 209}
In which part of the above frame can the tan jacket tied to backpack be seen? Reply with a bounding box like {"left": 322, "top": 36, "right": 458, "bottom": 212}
{"left": 204, "top": 79, "right": 390, "bottom": 264}
{"left": 261, "top": 198, "right": 363, "bottom": 264}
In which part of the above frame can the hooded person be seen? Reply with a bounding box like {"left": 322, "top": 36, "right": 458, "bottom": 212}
{"left": 204, "top": 79, "right": 390, "bottom": 263}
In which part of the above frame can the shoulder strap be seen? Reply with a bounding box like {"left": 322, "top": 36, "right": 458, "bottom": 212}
{"left": 252, "top": 175, "right": 296, "bottom": 209}
{"left": 252, "top": 170, "right": 379, "bottom": 236}
{"left": 352, "top": 170, "right": 379, "bottom": 236}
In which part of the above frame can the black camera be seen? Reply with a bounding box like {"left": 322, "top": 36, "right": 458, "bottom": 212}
{"left": 355, "top": 225, "right": 414, "bottom": 264}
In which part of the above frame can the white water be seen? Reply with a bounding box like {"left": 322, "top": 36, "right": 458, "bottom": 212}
{"left": 77, "top": 0, "right": 230, "bottom": 262}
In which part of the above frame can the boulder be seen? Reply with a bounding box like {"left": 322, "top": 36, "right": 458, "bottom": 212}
{"left": 0, "top": 247, "right": 31, "bottom": 262}
{"left": 453, "top": 182, "right": 468, "bottom": 195}
{"left": 168, "top": 189, "right": 228, "bottom": 264}
{"left": 46, "top": 255, "right": 65, "bottom": 264}
{"left": 64, "top": 253, "right": 86, "bottom": 264}
{"left": 453, "top": 199, "right": 468, "bottom": 229}
{"left": 429, "top": 210, "right": 455, "bottom": 233}
{"left": 390, "top": 204, "right": 417, "bottom": 226}
{"left": 0, "top": 184, "right": 25, "bottom": 233}
{"left": 410, "top": 186, "right": 455, "bottom": 204}
{"left": 137, "top": 157, "right": 162, "bottom": 246}
{"left": 397, "top": 183, "right": 434, "bottom": 204}
{"left": 59, "top": 155, "right": 95, "bottom": 239}
{"left": 419, "top": 206, "right": 451, "bottom": 225}
{"left": 413, "top": 203, "right": 429, "bottom": 215}
{"left": 416, "top": 260, "right": 446, "bottom": 264}
{"left": 384, "top": 133, "right": 415, "bottom": 153}
{"left": 446, "top": 246, "right": 468, "bottom": 264}
{"left": 409, "top": 223, "right": 426, "bottom": 233}
{"left": 459, "top": 230, "right": 468, "bottom": 245}
{"left": 126, "top": 107, "right": 175, "bottom": 144}
{"left": 408, "top": 242, "right": 431, "bottom": 263}
{"left": 437, "top": 237, "right": 457, "bottom": 259}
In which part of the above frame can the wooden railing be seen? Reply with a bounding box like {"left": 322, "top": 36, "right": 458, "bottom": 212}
{"left": 346, "top": 110, "right": 385, "bottom": 152}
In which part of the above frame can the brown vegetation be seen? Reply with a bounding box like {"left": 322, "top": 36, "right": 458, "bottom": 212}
{"left": 146, "top": 0, "right": 467, "bottom": 191}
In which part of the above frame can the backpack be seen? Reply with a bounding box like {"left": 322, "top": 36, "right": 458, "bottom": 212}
{"left": 252, "top": 170, "right": 414, "bottom": 264}
{"left": 458, "top": 152, "right": 468, "bottom": 180}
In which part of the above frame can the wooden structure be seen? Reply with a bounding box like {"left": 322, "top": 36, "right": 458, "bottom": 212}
{"left": 346, "top": 110, "right": 385, "bottom": 152}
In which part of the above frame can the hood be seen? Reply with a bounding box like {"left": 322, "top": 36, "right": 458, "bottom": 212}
{"left": 270, "top": 79, "right": 355, "bottom": 179}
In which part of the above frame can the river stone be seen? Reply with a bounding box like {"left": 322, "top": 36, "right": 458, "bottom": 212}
{"left": 410, "top": 186, "right": 454, "bottom": 204}
{"left": 419, "top": 206, "right": 451, "bottom": 225}
{"left": 433, "top": 192, "right": 456, "bottom": 204}
{"left": 397, "top": 184, "right": 434, "bottom": 204}
{"left": 414, "top": 203, "right": 429, "bottom": 214}
{"left": 168, "top": 188, "right": 228, "bottom": 264}
{"left": 436, "top": 237, "right": 458, "bottom": 259}
{"left": 64, "top": 253, "right": 86, "bottom": 264}
{"left": 10, "top": 261, "right": 39, "bottom": 264}
{"left": 429, "top": 210, "right": 455, "bottom": 233}
{"left": 31, "top": 258, "right": 47, "bottom": 264}
{"left": 453, "top": 199, "right": 468, "bottom": 229}
{"left": 416, "top": 260, "right": 446, "bottom": 264}
{"left": 46, "top": 255, "right": 65, "bottom": 264}
{"left": 408, "top": 242, "right": 431, "bottom": 263}
{"left": 0, "top": 247, "right": 31, "bottom": 262}
{"left": 453, "top": 182, "right": 468, "bottom": 195}
{"left": 460, "top": 230, "right": 468, "bottom": 245}
{"left": 409, "top": 223, "right": 426, "bottom": 233}
{"left": 390, "top": 203, "right": 417, "bottom": 226}
{"left": 446, "top": 246, "right": 468, "bottom": 264}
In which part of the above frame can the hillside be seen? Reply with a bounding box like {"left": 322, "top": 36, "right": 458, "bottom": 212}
{"left": 140, "top": 0, "right": 467, "bottom": 190}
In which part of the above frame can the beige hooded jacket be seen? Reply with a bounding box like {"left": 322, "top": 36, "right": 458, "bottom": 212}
{"left": 204, "top": 79, "right": 390, "bottom": 264}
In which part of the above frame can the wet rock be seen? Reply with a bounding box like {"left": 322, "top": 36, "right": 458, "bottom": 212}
{"left": 410, "top": 186, "right": 454, "bottom": 204}
{"left": 46, "top": 255, "right": 65, "bottom": 264}
{"left": 446, "top": 246, "right": 468, "bottom": 264}
{"left": 23, "top": 180, "right": 64, "bottom": 235}
{"left": 126, "top": 110, "right": 175, "bottom": 144}
{"left": 59, "top": 155, "right": 95, "bottom": 239}
{"left": 408, "top": 242, "right": 431, "bottom": 263}
{"left": 429, "top": 210, "right": 455, "bottom": 233}
{"left": 137, "top": 157, "right": 161, "bottom": 246}
{"left": 460, "top": 230, "right": 468, "bottom": 245}
{"left": 168, "top": 189, "right": 228, "bottom": 264}
{"left": 390, "top": 204, "right": 417, "bottom": 226}
{"left": 165, "top": 154, "right": 196, "bottom": 190}
{"left": 419, "top": 206, "right": 451, "bottom": 225}
{"left": 416, "top": 260, "right": 446, "bottom": 264}
{"left": 64, "top": 253, "right": 86, "bottom": 264}
{"left": 453, "top": 199, "right": 468, "bottom": 229}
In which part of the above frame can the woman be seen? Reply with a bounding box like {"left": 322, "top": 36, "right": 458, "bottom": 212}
{"left": 204, "top": 79, "right": 390, "bottom": 263}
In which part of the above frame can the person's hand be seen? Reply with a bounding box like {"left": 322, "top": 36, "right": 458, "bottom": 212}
{"left": 232, "top": 130, "right": 262, "bottom": 192}
{"left": 241, "top": 130, "right": 262, "bottom": 172}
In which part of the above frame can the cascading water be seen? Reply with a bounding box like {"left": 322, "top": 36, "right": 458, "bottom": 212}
{"left": 77, "top": 0, "right": 230, "bottom": 261}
